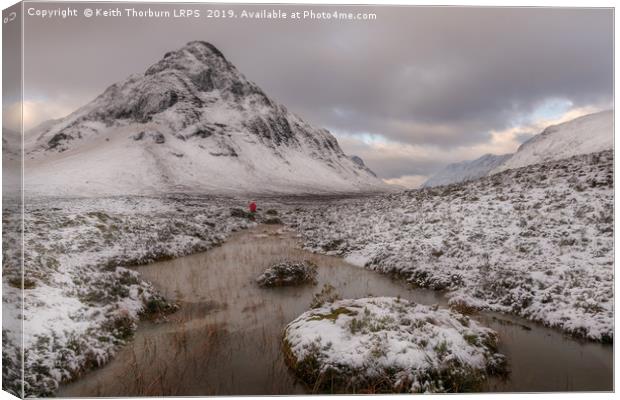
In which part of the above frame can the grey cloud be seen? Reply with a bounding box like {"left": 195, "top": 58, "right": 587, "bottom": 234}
{"left": 361, "top": 154, "right": 445, "bottom": 180}
{"left": 514, "top": 131, "right": 538, "bottom": 145}
{"left": 335, "top": 136, "right": 445, "bottom": 179}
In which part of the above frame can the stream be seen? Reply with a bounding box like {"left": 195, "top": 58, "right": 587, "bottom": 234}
{"left": 60, "top": 225, "right": 612, "bottom": 396}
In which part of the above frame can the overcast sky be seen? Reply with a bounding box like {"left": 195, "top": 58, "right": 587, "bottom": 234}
{"left": 16, "top": 3, "right": 613, "bottom": 186}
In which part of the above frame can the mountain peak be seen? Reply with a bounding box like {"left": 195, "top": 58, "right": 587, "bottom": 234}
{"left": 145, "top": 41, "right": 234, "bottom": 78}
{"left": 184, "top": 41, "right": 225, "bottom": 58}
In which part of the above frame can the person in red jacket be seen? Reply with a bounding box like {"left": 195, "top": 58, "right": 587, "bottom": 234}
{"left": 249, "top": 200, "right": 256, "bottom": 219}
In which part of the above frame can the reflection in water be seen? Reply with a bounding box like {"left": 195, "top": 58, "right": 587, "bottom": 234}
{"left": 59, "top": 225, "right": 612, "bottom": 396}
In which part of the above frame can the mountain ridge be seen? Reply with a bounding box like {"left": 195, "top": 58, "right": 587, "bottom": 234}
{"left": 491, "top": 109, "right": 613, "bottom": 173}
{"left": 423, "top": 153, "right": 512, "bottom": 188}
{"left": 423, "top": 109, "right": 613, "bottom": 188}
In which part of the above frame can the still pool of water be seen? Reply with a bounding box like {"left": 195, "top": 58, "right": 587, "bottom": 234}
{"left": 59, "top": 225, "right": 612, "bottom": 396}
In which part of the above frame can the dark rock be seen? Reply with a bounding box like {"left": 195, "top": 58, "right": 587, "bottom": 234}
{"left": 192, "top": 69, "right": 214, "bottom": 92}
{"left": 47, "top": 133, "right": 73, "bottom": 150}
{"left": 350, "top": 155, "right": 366, "bottom": 167}
{"left": 230, "top": 81, "right": 245, "bottom": 97}
{"left": 151, "top": 132, "right": 166, "bottom": 144}
{"left": 210, "top": 145, "right": 238, "bottom": 157}
{"left": 192, "top": 126, "right": 215, "bottom": 138}
{"left": 322, "top": 239, "right": 344, "bottom": 252}
{"left": 245, "top": 113, "right": 295, "bottom": 146}
{"left": 132, "top": 90, "right": 179, "bottom": 122}
{"left": 246, "top": 117, "right": 271, "bottom": 140}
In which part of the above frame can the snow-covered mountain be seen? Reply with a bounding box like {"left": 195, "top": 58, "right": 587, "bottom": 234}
{"left": 423, "top": 110, "right": 613, "bottom": 188}
{"left": 422, "top": 153, "right": 512, "bottom": 188}
{"left": 24, "top": 41, "right": 387, "bottom": 196}
{"left": 492, "top": 110, "right": 613, "bottom": 174}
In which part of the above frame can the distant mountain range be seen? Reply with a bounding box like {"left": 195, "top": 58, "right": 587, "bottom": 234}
{"left": 422, "top": 153, "right": 512, "bottom": 188}
{"left": 23, "top": 41, "right": 388, "bottom": 196}
{"left": 423, "top": 110, "right": 613, "bottom": 187}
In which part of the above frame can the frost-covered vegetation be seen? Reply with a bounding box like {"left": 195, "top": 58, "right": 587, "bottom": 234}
{"left": 256, "top": 261, "right": 318, "bottom": 287}
{"left": 284, "top": 151, "right": 614, "bottom": 342}
{"left": 2, "top": 195, "right": 254, "bottom": 396}
{"left": 2, "top": 150, "right": 613, "bottom": 396}
{"left": 283, "top": 297, "right": 506, "bottom": 393}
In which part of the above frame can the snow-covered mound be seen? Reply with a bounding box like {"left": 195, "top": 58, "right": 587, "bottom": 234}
{"left": 283, "top": 297, "right": 506, "bottom": 393}
{"left": 24, "top": 41, "right": 387, "bottom": 196}
{"left": 423, "top": 153, "right": 512, "bottom": 188}
{"left": 492, "top": 110, "right": 613, "bottom": 174}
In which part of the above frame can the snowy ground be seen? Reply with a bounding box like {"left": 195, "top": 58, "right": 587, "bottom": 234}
{"left": 2, "top": 150, "right": 613, "bottom": 396}
{"left": 283, "top": 150, "right": 614, "bottom": 342}
{"left": 2, "top": 195, "right": 255, "bottom": 396}
{"left": 284, "top": 297, "right": 506, "bottom": 393}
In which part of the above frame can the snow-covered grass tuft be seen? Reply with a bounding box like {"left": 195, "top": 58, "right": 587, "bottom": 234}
{"left": 283, "top": 297, "right": 507, "bottom": 393}
{"left": 256, "top": 261, "right": 318, "bottom": 287}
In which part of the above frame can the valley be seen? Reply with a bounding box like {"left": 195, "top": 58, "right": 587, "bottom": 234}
{"left": 2, "top": 149, "right": 613, "bottom": 396}
{"left": 2, "top": 40, "right": 614, "bottom": 397}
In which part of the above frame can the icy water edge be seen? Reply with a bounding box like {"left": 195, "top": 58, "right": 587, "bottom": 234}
{"left": 59, "top": 225, "right": 612, "bottom": 396}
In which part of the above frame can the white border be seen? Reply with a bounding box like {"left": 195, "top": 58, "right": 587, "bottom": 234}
{"left": 0, "top": 1, "right": 616, "bottom": 400}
